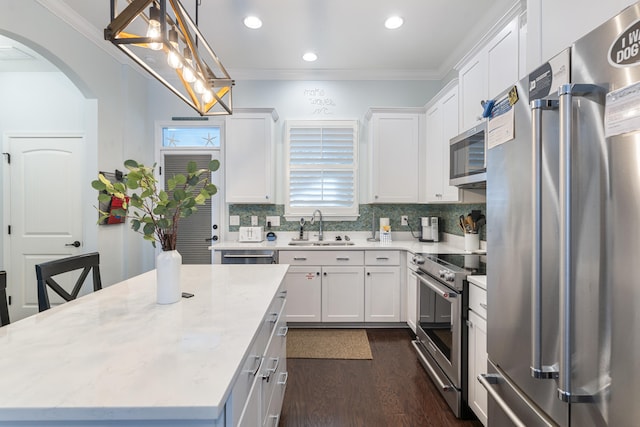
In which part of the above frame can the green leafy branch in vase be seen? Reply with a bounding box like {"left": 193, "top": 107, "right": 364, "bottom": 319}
{"left": 91, "top": 159, "right": 219, "bottom": 251}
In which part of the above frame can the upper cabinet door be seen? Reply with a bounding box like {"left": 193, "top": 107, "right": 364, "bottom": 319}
{"left": 487, "top": 17, "right": 519, "bottom": 99}
{"left": 225, "top": 109, "right": 278, "bottom": 204}
{"left": 459, "top": 51, "right": 488, "bottom": 131}
{"left": 367, "top": 109, "right": 424, "bottom": 203}
{"left": 425, "top": 83, "right": 460, "bottom": 203}
{"left": 458, "top": 16, "right": 521, "bottom": 131}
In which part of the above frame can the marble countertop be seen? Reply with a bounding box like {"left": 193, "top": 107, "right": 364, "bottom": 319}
{"left": 210, "top": 232, "right": 482, "bottom": 255}
{"left": 0, "top": 264, "right": 289, "bottom": 424}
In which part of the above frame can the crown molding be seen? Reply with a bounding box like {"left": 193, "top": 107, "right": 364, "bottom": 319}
{"left": 35, "top": 0, "right": 146, "bottom": 76}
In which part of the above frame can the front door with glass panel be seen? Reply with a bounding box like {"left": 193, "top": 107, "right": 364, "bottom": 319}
{"left": 160, "top": 125, "right": 222, "bottom": 264}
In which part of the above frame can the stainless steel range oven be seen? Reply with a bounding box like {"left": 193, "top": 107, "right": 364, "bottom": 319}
{"left": 410, "top": 253, "right": 486, "bottom": 418}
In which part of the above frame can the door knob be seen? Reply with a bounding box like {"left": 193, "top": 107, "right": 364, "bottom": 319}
{"left": 65, "top": 241, "right": 81, "bottom": 248}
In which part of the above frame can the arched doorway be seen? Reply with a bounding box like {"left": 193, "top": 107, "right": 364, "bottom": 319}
{"left": 0, "top": 34, "right": 98, "bottom": 321}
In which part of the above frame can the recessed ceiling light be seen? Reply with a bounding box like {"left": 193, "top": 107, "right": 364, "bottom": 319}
{"left": 243, "top": 15, "right": 262, "bottom": 29}
{"left": 384, "top": 16, "right": 404, "bottom": 30}
{"left": 302, "top": 52, "right": 318, "bottom": 62}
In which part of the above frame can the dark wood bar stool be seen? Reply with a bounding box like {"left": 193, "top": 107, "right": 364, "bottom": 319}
{"left": 0, "top": 271, "right": 9, "bottom": 326}
{"left": 35, "top": 252, "right": 102, "bottom": 312}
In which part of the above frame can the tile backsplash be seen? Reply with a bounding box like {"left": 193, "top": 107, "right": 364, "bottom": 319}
{"left": 228, "top": 203, "right": 487, "bottom": 240}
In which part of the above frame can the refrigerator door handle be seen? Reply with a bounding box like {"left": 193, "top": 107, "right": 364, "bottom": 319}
{"left": 557, "top": 83, "right": 604, "bottom": 403}
{"left": 530, "top": 98, "right": 560, "bottom": 381}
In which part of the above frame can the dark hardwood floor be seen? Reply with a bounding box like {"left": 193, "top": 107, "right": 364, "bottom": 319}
{"left": 280, "top": 328, "right": 483, "bottom": 427}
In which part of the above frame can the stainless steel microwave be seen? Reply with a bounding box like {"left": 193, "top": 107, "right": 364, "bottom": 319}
{"left": 449, "top": 123, "right": 486, "bottom": 188}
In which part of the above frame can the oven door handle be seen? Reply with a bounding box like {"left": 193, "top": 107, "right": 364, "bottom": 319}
{"left": 411, "top": 341, "right": 452, "bottom": 391}
{"left": 415, "top": 270, "right": 455, "bottom": 298}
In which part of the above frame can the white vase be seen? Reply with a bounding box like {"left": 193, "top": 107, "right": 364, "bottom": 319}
{"left": 156, "top": 250, "right": 182, "bottom": 304}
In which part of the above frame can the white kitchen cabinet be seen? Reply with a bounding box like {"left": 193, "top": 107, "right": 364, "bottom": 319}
{"left": 406, "top": 256, "right": 418, "bottom": 333}
{"left": 225, "top": 108, "right": 278, "bottom": 203}
{"left": 364, "top": 250, "right": 401, "bottom": 322}
{"left": 529, "top": 0, "right": 635, "bottom": 73}
{"left": 366, "top": 108, "right": 425, "bottom": 203}
{"left": 235, "top": 285, "right": 288, "bottom": 427}
{"left": 458, "top": 16, "right": 520, "bottom": 131}
{"left": 425, "top": 82, "right": 460, "bottom": 203}
{"left": 322, "top": 266, "right": 365, "bottom": 322}
{"left": 283, "top": 266, "right": 321, "bottom": 322}
{"left": 279, "top": 251, "right": 365, "bottom": 323}
{"left": 458, "top": 50, "right": 487, "bottom": 131}
{"left": 487, "top": 17, "right": 519, "bottom": 99}
{"left": 467, "top": 279, "right": 488, "bottom": 426}
{"left": 365, "top": 266, "right": 400, "bottom": 322}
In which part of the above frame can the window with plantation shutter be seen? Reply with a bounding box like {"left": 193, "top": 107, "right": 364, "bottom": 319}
{"left": 285, "top": 120, "right": 359, "bottom": 219}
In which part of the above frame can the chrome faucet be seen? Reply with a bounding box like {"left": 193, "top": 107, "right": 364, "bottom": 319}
{"left": 311, "top": 209, "right": 324, "bottom": 241}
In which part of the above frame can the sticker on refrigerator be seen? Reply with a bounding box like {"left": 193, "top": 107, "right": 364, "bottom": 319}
{"left": 528, "top": 49, "right": 570, "bottom": 101}
{"left": 604, "top": 81, "right": 640, "bottom": 138}
{"left": 609, "top": 18, "right": 640, "bottom": 67}
{"left": 487, "top": 95, "right": 514, "bottom": 149}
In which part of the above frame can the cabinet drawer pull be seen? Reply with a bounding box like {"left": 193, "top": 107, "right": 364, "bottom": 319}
{"left": 262, "top": 357, "right": 279, "bottom": 382}
{"left": 248, "top": 355, "right": 262, "bottom": 377}
{"left": 268, "top": 414, "right": 280, "bottom": 427}
{"left": 293, "top": 257, "right": 307, "bottom": 261}
{"left": 277, "top": 371, "right": 289, "bottom": 386}
{"left": 336, "top": 257, "right": 350, "bottom": 261}
{"left": 479, "top": 302, "right": 488, "bottom": 310}
{"left": 277, "top": 326, "right": 289, "bottom": 337}
{"left": 376, "top": 256, "right": 389, "bottom": 260}
{"left": 268, "top": 312, "right": 279, "bottom": 323}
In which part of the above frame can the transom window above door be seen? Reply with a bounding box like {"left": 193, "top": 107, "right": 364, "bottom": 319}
{"left": 162, "top": 127, "right": 221, "bottom": 148}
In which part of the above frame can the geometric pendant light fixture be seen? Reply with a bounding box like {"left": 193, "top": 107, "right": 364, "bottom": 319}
{"left": 105, "top": 0, "right": 233, "bottom": 116}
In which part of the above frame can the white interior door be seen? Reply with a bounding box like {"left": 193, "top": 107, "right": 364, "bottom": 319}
{"left": 6, "top": 135, "right": 84, "bottom": 321}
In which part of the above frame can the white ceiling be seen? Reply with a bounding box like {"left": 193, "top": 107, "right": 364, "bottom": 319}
{"left": 46, "top": 0, "right": 520, "bottom": 81}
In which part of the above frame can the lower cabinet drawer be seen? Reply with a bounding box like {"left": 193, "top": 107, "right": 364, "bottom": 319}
{"left": 263, "top": 367, "right": 288, "bottom": 427}
{"left": 365, "top": 250, "right": 400, "bottom": 265}
{"left": 469, "top": 281, "right": 487, "bottom": 319}
{"left": 261, "top": 302, "right": 287, "bottom": 422}
{"left": 279, "top": 250, "right": 364, "bottom": 266}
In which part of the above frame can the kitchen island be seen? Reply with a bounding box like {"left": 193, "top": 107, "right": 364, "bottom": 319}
{"left": 0, "top": 264, "right": 289, "bottom": 426}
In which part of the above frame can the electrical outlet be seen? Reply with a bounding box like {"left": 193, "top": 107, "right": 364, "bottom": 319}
{"left": 251, "top": 216, "right": 258, "bottom": 226}
{"left": 401, "top": 215, "right": 408, "bottom": 226}
{"left": 229, "top": 215, "right": 240, "bottom": 226}
{"left": 266, "top": 216, "right": 280, "bottom": 227}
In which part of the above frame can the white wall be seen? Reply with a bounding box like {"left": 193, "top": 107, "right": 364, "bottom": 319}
{"left": 0, "top": 0, "right": 156, "bottom": 285}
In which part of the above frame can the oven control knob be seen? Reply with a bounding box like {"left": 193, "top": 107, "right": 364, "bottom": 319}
{"left": 412, "top": 255, "right": 425, "bottom": 265}
{"left": 445, "top": 272, "right": 455, "bottom": 282}
{"left": 438, "top": 269, "right": 446, "bottom": 278}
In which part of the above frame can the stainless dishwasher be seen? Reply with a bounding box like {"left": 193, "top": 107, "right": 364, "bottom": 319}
{"left": 220, "top": 249, "right": 278, "bottom": 264}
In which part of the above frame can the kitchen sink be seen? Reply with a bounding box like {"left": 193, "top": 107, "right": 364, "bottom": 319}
{"left": 288, "top": 240, "right": 355, "bottom": 246}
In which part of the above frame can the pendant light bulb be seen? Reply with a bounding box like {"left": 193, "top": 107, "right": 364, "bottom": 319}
{"left": 182, "top": 48, "right": 196, "bottom": 83}
{"left": 202, "top": 89, "right": 214, "bottom": 104}
{"left": 147, "top": 5, "right": 163, "bottom": 51}
{"left": 167, "top": 26, "right": 182, "bottom": 69}
{"left": 194, "top": 75, "right": 206, "bottom": 94}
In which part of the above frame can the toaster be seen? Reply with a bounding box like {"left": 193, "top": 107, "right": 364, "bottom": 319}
{"left": 238, "top": 226, "right": 264, "bottom": 242}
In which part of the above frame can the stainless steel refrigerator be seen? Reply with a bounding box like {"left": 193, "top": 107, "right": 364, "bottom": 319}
{"left": 483, "top": 2, "right": 640, "bottom": 426}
